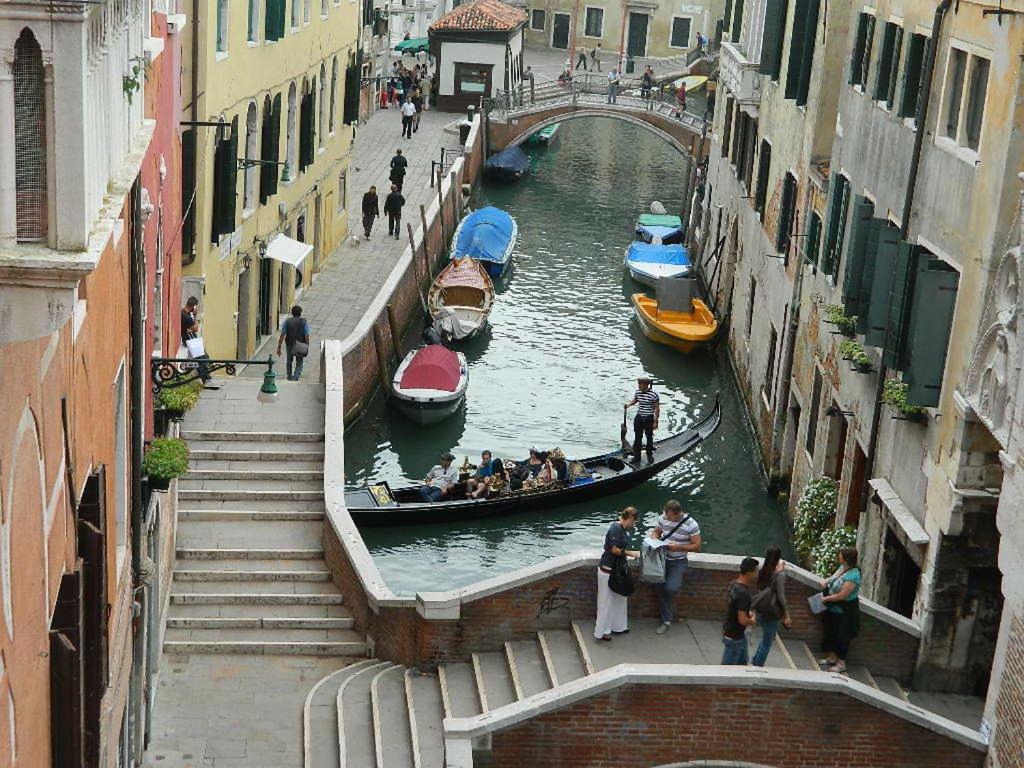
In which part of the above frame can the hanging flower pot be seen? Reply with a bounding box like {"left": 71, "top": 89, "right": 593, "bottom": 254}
{"left": 142, "top": 438, "right": 190, "bottom": 493}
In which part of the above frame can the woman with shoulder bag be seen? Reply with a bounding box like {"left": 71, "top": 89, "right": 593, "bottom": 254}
{"left": 595, "top": 507, "right": 640, "bottom": 641}
{"left": 751, "top": 546, "right": 791, "bottom": 667}
{"left": 818, "top": 547, "right": 862, "bottom": 674}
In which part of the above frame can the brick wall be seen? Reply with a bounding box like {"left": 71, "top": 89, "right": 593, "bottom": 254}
{"left": 487, "top": 684, "right": 984, "bottom": 768}
{"left": 994, "top": 611, "right": 1024, "bottom": 767}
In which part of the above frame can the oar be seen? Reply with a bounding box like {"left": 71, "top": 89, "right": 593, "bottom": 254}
{"left": 620, "top": 405, "right": 629, "bottom": 453}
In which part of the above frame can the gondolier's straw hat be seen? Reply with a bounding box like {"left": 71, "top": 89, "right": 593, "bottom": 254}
{"left": 637, "top": 374, "right": 653, "bottom": 382}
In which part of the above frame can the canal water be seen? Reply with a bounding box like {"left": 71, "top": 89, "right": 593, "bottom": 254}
{"left": 344, "top": 117, "right": 793, "bottom": 596}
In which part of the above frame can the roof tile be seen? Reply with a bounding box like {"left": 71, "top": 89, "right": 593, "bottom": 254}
{"left": 429, "top": 0, "right": 527, "bottom": 32}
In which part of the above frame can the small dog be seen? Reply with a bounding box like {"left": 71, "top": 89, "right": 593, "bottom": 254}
{"left": 349, "top": 233, "right": 362, "bottom": 247}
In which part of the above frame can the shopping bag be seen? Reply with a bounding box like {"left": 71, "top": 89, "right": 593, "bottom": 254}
{"left": 185, "top": 336, "right": 206, "bottom": 358}
{"left": 640, "top": 538, "right": 668, "bottom": 584}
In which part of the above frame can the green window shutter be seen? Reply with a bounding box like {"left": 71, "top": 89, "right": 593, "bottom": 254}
{"left": 795, "top": 0, "right": 820, "bottom": 106}
{"left": 831, "top": 178, "right": 850, "bottom": 279}
{"left": 309, "top": 85, "right": 317, "bottom": 163}
{"left": 211, "top": 129, "right": 238, "bottom": 242}
{"left": 259, "top": 95, "right": 281, "bottom": 203}
{"left": 265, "top": 0, "right": 279, "bottom": 41}
{"left": 225, "top": 126, "right": 239, "bottom": 232}
{"left": 731, "top": 0, "right": 745, "bottom": 42}
{"left": 776, "top": 174, "right": 796, "bottom": 253}
{"left": 759, "top": 0, "right": 788, "bottom": 79}
{"left": 805, "top": 212, "right": 822, "bottom": 266}
{"left": 299, "top": 92, "right": 312, "bottom": 171}
{"left": 898, "top": 34, "right": 925, "bottom": 118}
{"left": 886, "top": 27, "right": 903, "bottom": 109}
{"left": 860, "top": 15, "right": 875, "bottom": 88}
{"left": 857, "top": 222, "right": 899, "bottom": 333}
{"left": 902, "top": 258, "right": 959, "bottom": 407}
{"left": 343, "top": 63, "right": 361, "bottom": 125}
{"left": 210, "top": 136, "right": 224, "bottom": 244}
{"left": 724, "top": 0, "right": 733, "bottom": 36}
{"left": 841, "top": 195, "right": 875, "bottom": 316}
{"left": 754, "top": 140, "right": 771, "bottom": 221}
{"left": 181, "top": 128, "right": 196, "bottom": 254}
{"left": 820, "top": 178, "right": 839, "bottom": 276}
{"left": 785, "top": 0, "right": 809, "bottom": 100}
{"left": 270, "top": 94, "right": 281, "bottom": 195}
{"left": 864, "top": 234, "right": 899, "bottom": 347}
{"left": 882, "top": 241, "right": 920, "bottom": 368}
{"left": 849, "top": 14, "right": 867, "bottom": 85}
{"left": 873, "top": 23, "right": 895, "bottom": 100}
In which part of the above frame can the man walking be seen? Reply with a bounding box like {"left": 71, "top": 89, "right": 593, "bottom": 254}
{"left": 591, "top": 43, "right": 602, "bottom": 71}
{"left": 401, "top": 97, "right": 416, "bottom": 138}
{"left": 607, "top": 66, "right": 620, "bottom": 104}
{"left": 384, "top": 183, "right": 405, "bottom": 240}
{"left": 389, "top": 148, "right": 408, "bottom": 192}
{"left": 523, "top": 65, "right": 535, "bottom": 104}
{"left": 651, "top": 500, "right": 702, "bottom": 633}
{"left": 276, "top": 305, "right": 311, "bottom": 381}
{"left": 721, "top": 557, "right": 759, "bottom": 665}
{"left": 625, "top": 374, "right": 659, "bottom": 462}
{"left": 180, "top": 296, "right": 212, "bottom": 384}
{"left": 575, "top": 44, "right": 588, "bottom": 71}
{"left": 361, "top": 185, "right": 380, "bottom": 238}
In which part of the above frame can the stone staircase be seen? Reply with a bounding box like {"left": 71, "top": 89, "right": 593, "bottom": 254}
{"left": 304, "top": 618, "right": 984, "bottom": 768}
{"left": 166, "top": 429, "right": 366, "bottom": 657}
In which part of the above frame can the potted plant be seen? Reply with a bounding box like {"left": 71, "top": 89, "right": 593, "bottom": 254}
{"left": 882, "top": 379, "right": 927, "bottom": 423}
{"left": 823, "top": 304, "right": 857, "bottom": 338}
{"left": 156, "top": 381, "right": 203, "bottom": 421}
{"left": 838, "top": 340, "right": 872, "bottom": 373}
{"left": 142, "top": 438, "right": 190, "bottom": 491}
{"left": 809, "top": 525, "right": 858, "bottom": 577}
{"left": 793, "top": 476, "right": 839, "bottom": 563}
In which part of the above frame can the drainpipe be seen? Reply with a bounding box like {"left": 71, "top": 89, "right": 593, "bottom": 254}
{"left": 861, "top": 0, "right": 952, "bottom": 511}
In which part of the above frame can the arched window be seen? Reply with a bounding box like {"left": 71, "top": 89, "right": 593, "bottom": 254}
{"left": 291, "top": 0, "right": 300, "bottom": 29}
{"left": 318, "top": 63, "right": 327, "bottom": 148}
{"left": 243, "top": 102, "right": 258, "bottom": 210}
{"left": 286, "top": 82, "right": 297, "bottom": 177}
{"left": 217, "top": 0, "right": 230, "bottom": 52}
{"left": 329, "top": 57, "right": 338, "bottom": 134}
{"left": 13, "top": 28, "right": 47, "bottom": 243}
{"left": 248, "top": 0, "right": 260, "bottom": 41}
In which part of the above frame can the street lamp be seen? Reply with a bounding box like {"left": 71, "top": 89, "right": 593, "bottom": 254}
{"left": 150, "top": 355, "right": 279, "bottom": 403}
{"left": 257, "top": 365, "right": 279, "bottom": 404}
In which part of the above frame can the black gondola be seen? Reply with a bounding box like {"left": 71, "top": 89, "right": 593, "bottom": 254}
{"left": 344, "top": 396, "right": 722, "bottom": 526}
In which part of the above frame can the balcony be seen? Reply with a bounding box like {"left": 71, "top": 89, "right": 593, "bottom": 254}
{"left": 720, "top": 41, "right": 762, "bottom": 109}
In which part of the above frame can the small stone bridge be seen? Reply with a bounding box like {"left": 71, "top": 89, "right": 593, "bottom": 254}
{"left": 484, "top": 74, "right": 709, "bottom": 157}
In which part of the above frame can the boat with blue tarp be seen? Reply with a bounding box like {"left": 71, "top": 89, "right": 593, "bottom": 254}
{"left": 451, "top": 206, "right": 518, "bottom": 278}
{"left": 485, "top": 146, "right": 530, "bottom": 182}
{"left": 624, "top": 242, "right": 691, "bottom": 287}
{"left": 635, "top": 213, "right": 685, "bottom": 245}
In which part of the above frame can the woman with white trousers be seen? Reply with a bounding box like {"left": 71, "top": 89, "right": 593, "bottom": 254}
{"left": 595, "top": 507, "right": 640, "bottom": 641}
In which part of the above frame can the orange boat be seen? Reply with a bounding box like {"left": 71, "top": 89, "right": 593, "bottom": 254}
{"left": 632, "top": 285, "right": 718, "bottom": 354}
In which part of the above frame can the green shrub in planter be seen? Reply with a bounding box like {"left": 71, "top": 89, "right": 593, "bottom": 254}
{"left": 793, "top": 476, "right": 838, "bottom": 560}
{"left": 142, "top": 438, "right": 190, "bottom": 488}
{"left": 823, "top": 305, "right": 857, "bottom": 337}
{"left": 810, "top": 525, "right": 858, "bottom": 577}
{"left": 156, "top": 381, "right": 203, "bottom": 415}
{"left": 882, "top": 379, "right": 925, "bottom": 416}
{"left": 838, "top": 340, "right": 871, "bottom": 369}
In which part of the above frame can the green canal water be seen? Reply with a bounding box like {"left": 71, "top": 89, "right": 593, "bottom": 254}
{"left": 344, "top": 117, "right": 792, "bottom": 596}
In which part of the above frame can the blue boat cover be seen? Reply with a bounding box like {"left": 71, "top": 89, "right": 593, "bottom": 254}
{"left": 454, "top": 207, "right": 514, "bottom": 265}
{"left": 485, "top": 146, "right": 530, "bottom": 174}
{"left": 637, "top": 224, "right": 685, "bottom": 242}
{"left": 626, "top": 242, "right": 690, "bottom": 266}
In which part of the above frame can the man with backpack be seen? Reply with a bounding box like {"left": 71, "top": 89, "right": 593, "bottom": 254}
{"left": 276, "top": 305, "right": 311, "bottom": 381}
{"left": 650, "top": 500, "right": 701, "bottom": 633}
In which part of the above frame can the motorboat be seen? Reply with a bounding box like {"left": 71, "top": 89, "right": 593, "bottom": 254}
{"left": 635, "top": 213, "right": 685, "bottom": 245}
{"left": 624, "top": 241, "right": 692, "bottom": 287}
{"left": 344, "top": 396, "right": 722, "bottom": 525}
{"left": 428, "top": 257, "right": 495, "bottom": 341}
{"left": 525, "top": 123, "right": 560, "bottom": 146}
{"left": 451, "top": 206, "right": 517, "bottom": 278}
{"left": 484, "top": 146, "right": 530, "bottom": 182}
{"left": 632, "top": 276, "right": 718, "bottom": 353}
{"left": 391, "top": 345, "right": 468, "bottom": 425}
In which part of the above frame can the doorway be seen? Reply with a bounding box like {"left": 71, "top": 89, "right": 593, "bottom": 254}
{"left": 627, "top": 12, "right": 649, "bottom": 58}
{"left": 880, "top": 528, "right": 921, "bottom": 618}
{"left": 552, "top": 12, "right": 570, "bottom": 49}
{"left": 236, "top": 267, "right": 251, "bottom": 358}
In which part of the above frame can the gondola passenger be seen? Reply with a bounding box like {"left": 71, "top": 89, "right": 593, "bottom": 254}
{"left": 466, "top": 450, "right": 494, "bottom": 496}
{"left": 418, "top": 452, "right": 459, "bottom": 502}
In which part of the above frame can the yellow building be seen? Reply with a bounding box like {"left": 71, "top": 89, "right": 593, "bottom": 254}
{"left": 182, "top": 0, "right": 361, "bottom": 359}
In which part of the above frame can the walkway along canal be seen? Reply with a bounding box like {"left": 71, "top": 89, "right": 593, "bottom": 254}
{"left": 345, "top": 117, "right": 793, "bottom": 595}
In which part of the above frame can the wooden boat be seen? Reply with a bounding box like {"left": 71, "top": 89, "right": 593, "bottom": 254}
{"left": 485, "top": 146, "right": 530, "bottom": 182}
{"left": 632, "top": 278, "right": 718, "bottom": 353}
{"left": 451, "top": 206, "right": 517, "bottom": 278}
{"left": 635, "top": 212, "right": 685, "bottom": 245}
{"left": 625, "top": 242, "right": 692, "bottom": 287}
{"left": 391, "top": 345, "right": 468, "bottom": 425}
{"left": 428, "top": 257, "right": 495, "bottom": 341}
{"left": 525, "top": 123, "right": 560, "bottom": 146}
{"left": 344, "top": 396, "right": 722, "bottom": 526}
{"left": 671, "top": 75, "right": 709, "bottom": 93}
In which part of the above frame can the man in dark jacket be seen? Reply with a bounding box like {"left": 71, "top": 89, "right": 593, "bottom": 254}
{"left": 361, "top": 186, "right": 379, "bottom": 238}
{"left": 384, "top": 184, "right": 406, "bottom": 240}
{"left": 389, "top": 148, "right": 408, "bottom": 192}
{"left": 410, "top": 88, "right": 423, "bottom": 132}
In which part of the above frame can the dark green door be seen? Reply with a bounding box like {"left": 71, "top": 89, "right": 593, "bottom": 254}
{"left": 627, "top": 13, "right": 649, "bottom": 57}
{"left": 552, "top": 13, "right": 570, "bottom": 49}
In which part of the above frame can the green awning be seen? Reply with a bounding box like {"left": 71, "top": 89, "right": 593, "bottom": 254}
{"left": 638, "top": 214, "right": 683, "bottom": 227}
{"left": 395, "top": 37, "right": 429, "bottom": 53}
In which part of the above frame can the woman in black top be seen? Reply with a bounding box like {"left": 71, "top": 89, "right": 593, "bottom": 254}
{"left": 595, "top": 507, "right": 640, "bottom": 641}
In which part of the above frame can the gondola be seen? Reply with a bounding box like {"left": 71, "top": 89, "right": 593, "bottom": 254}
{"left": 344, "top": 395, "right": 722, "bottom": 526}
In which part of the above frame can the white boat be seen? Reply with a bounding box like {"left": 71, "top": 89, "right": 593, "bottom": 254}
{"left": 391, "top": 345, "right": 468, "bottom": 425}
{"left": 624, "top": 241, "right": 692, "bottom": 287}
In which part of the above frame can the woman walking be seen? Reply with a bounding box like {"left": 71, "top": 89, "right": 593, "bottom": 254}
{"left": 595, "top": 507, "right": 640, "bottom": 641}
{"left": 751, "top": 546, "right": 791, "bottom": 666}
{"left": 819, "top": 547, "right": 861, "bottom": 673}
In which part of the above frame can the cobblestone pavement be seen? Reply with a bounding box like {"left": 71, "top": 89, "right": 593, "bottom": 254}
{"left": 244, "top": 105, "right": 462, "bottom": 382}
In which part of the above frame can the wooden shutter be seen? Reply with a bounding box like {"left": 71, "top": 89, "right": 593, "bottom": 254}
{"left": 864, "top": 234, "right": 898, "bottom": 347}
{"left": 77, "top": 518, "right": 106, "bottom": 768}
{"left": 343, "top": 63, "right": 361, "bottom": 126}
{"left": 259, "top": 101, "right": 275, "bottom": 204}
{"left": 731, "top": 0, "right": 744, "bottom": 42}
{"left": 873, "top": 22, "right": 896, "bottom": 100}
{"left": 902, "top": 258, "right": 959, "bottom": 407}
{"left": 860, "top": 15, "right": 875, "bottom": 88}
{"left": 785, "top": 0, "right": 810, "bottom": 99}
{"left": 899, "top": 34, "right": 925, "bottom": 117}
{"left": 270, "top": 94, "right": 282, "bottom": 197}
{"left": 722, "top": 98, "right": 734, "bottom": 157}
{"left": 830, "top": 177, "right": 850, "bottom": 279}
{"left": 776, "top": 174, "right": 796, "bottom": 253}
{"left": 299, "top": 92, "right": 312, "bottom": 171}
{"left": 212, "top": 129, "right": 238, "bottom": 240}
{"left": 804, "top": 212, "right": 822, "bottom": 266}
{"left": 822, "top": 175, "right": 849, "bottom": 278}
{"left": 265, "top": 0, "right": 282, "bottom": 40}
{"left": 181, "top": 128, "right": 196, "bottom": 255}
{"left": 50, "top": 570, "right": 84, "bottom": 768}
{"left": 882, "top": 241, "right": 920, "bottom": 368}
{"left": 841, "top": 195, "right": 875, "bottom": 315}
{"left": 759, "top": 0, "right": 788, "bottom": 79}
{"left": 795, "top": 0, "right": 820, "bottom": 106}
{"left": 754, "top": 140, "right": 771, "bottom": 221}
{"left": 210, "top": 137, "right": 225, "bottom": 243}
{"left": 724, "top": 0, "right": 733, "bottom": 36}
{"left": 885, "top": 27, "right": 903, "bottom": 109}
{"left": 857, "top": 222, "right": 899, "bottom": 333}
{"left": 849, "top": 14, "right": 868, "bottom": 85}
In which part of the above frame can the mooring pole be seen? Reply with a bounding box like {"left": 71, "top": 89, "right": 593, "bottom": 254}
{"left": 373, "top": 324, "right": 391, "bottom": 396}
{"left": 386, "top": 304, "right": 402, "bottom": 361}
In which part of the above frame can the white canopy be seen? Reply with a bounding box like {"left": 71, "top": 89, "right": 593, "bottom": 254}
{"left": 264, "top": 233, "right": 313, "bottom": 268}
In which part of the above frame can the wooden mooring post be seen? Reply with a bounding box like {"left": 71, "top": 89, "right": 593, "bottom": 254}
{"left": 372, "top": 324, "right": 391, "bottom": 396}
{"left": 386, "top": 304, "right": 402, "bottom": 361}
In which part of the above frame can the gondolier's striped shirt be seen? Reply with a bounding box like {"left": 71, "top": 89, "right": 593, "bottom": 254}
{"left": 635, "top": 389, "right": 659, "bottom": 417}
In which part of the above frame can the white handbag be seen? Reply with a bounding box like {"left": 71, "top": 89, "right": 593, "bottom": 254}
{"left": 185, "top": 336, "right": 206, "bottom": 358}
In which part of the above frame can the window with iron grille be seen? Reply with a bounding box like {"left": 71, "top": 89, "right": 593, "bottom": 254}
{"left": 531, "top": 9, "right": 546, "bottom": 31}
{"left": 14, "top": 28, "right": 48, "bottom": 243}
{"left": 670, "top": 17, "right": 691, "bottom": 49}
{"left": 585, "top": 7, "right": 604, "bottom": 38}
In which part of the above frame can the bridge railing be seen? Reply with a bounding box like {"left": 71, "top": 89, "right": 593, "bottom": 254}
{"left": 486, "top": 76, "right": 708, "bottom": 135}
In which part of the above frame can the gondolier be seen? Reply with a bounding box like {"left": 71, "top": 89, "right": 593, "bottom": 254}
{"left": 625, "top": 375, "right": 660, "bottom": 463}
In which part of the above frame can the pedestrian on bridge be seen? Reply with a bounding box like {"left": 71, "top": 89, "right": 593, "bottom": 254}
{"left": 591, "top": 43, "right": 602, "bottom": 72}
{"left": 650, "top": 500, "right": 702, "bottom": 634}
{"left": 390, "top": 149, "right": 408, "bottom": 192}
{"left": 523, "top": 66, "right": 535, "bottom": 104}
{"left": 361, "top": 186, "right": 380, "bottom": 239}
{"left": 595, "top": 507, "right": 640, "bottom": 641}
{"left": 721, "top": 557, "right": 759, "bottom": 665}
{"left": 575, "top": 45, "right": 588, "bottom": 71}
{"left": 384, "top": 184, "right": 405, "bottom": 241}
{"left": 607, "top": 66, "right": 620, "bottom": 104}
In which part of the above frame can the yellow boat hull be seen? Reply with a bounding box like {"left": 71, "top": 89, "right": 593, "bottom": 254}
{"left": 632, "top": 293, "right": 718, "bottom": 354}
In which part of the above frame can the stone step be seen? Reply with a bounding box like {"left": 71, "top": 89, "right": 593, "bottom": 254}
{"left": 539, "top": 630, "right": 586, "bottom": 687}
{"left": 371, "top": 665, "right": 414, "bottom": 768}
{"left": 179, "top": 489, "right": 324, "bottom": 502}
{"left": 169, "top": 592, "right": 344, "bottom": 606}
{"left": 472, "top": 651, "right": 516, "bottom": 712}
{"left": 165, "top": 626, "right": 361, "bottom": 643}
{"left": 176, "top": 547, "right": 325, "bottom": 560}
{"left": 178, "top": 477, "right": 324, "bottom": 492}
{"left": 173, "top": 569, "right": 332, "bottom": 582}
{"left": 575, "top": 619, "right": 702, "bottom": 671}
{"left": 874, "top": 675, "right": 910, "bottom": 702}
{"left": 781, "top": 638, "right": 819, "bottom": 671}
{"left": 163, "top": 639, "right": 365, "bottom": 656}
{"left": 184, "top": 468, "right": 325, "bottom": 481}
{"left": 173, "top": 558, "right": 327, "bottom": 572}
{"left": 178, "top": 498, "right": 328, "bottom": 512}
{"left": 168, "top": 602, "right": 351, "bottom": 619}
{"left": 505, "top": 640, "right": 551, "bottom": 700}
{"left": 438, "top": 662, "right": 481, "bottom": 719}
{"left": 905, "top": 691, "right": 985, "bottom": 730}
{"left": 167, "top": 616, "right": 354, "bottom": 630}
{"left": 175, "top": 520, "right": 324, "bottom": 549}
{"left": 405, "top": 670, "right": 444, "bottom": 768}
{"left": 847, "top": 665, "right": 878, "bottom": 689}
{"left": 172, "top": 580, "right": 339, "bottom": 595}
{"left": 189, "top": 449, "right": 323, "bottom": 463}
{"left": 305, "top": 660, "right": 379, "bottom": 768}
{"left": 181, "top": 430, "right": 324, "bottom": 443}
{"left": 340, "top": 661, "right": 395, "bottom": 768}
{"left": 178, "top": 509, "right": 325, "bottom": 522}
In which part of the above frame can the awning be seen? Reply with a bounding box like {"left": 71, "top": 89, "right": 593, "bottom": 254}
{"left": 395, "top": 37, "right": 429, "bottom": 53}
{"left": 264, "top": 234, "right": 312, "bottom": 268}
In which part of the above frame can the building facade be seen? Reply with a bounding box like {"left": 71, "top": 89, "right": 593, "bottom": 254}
{"left": 704, "top": 0, "right": 1023, "bottom": 756}
{"left": 182, "top": 0, "right": 360, "bottom": 361}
